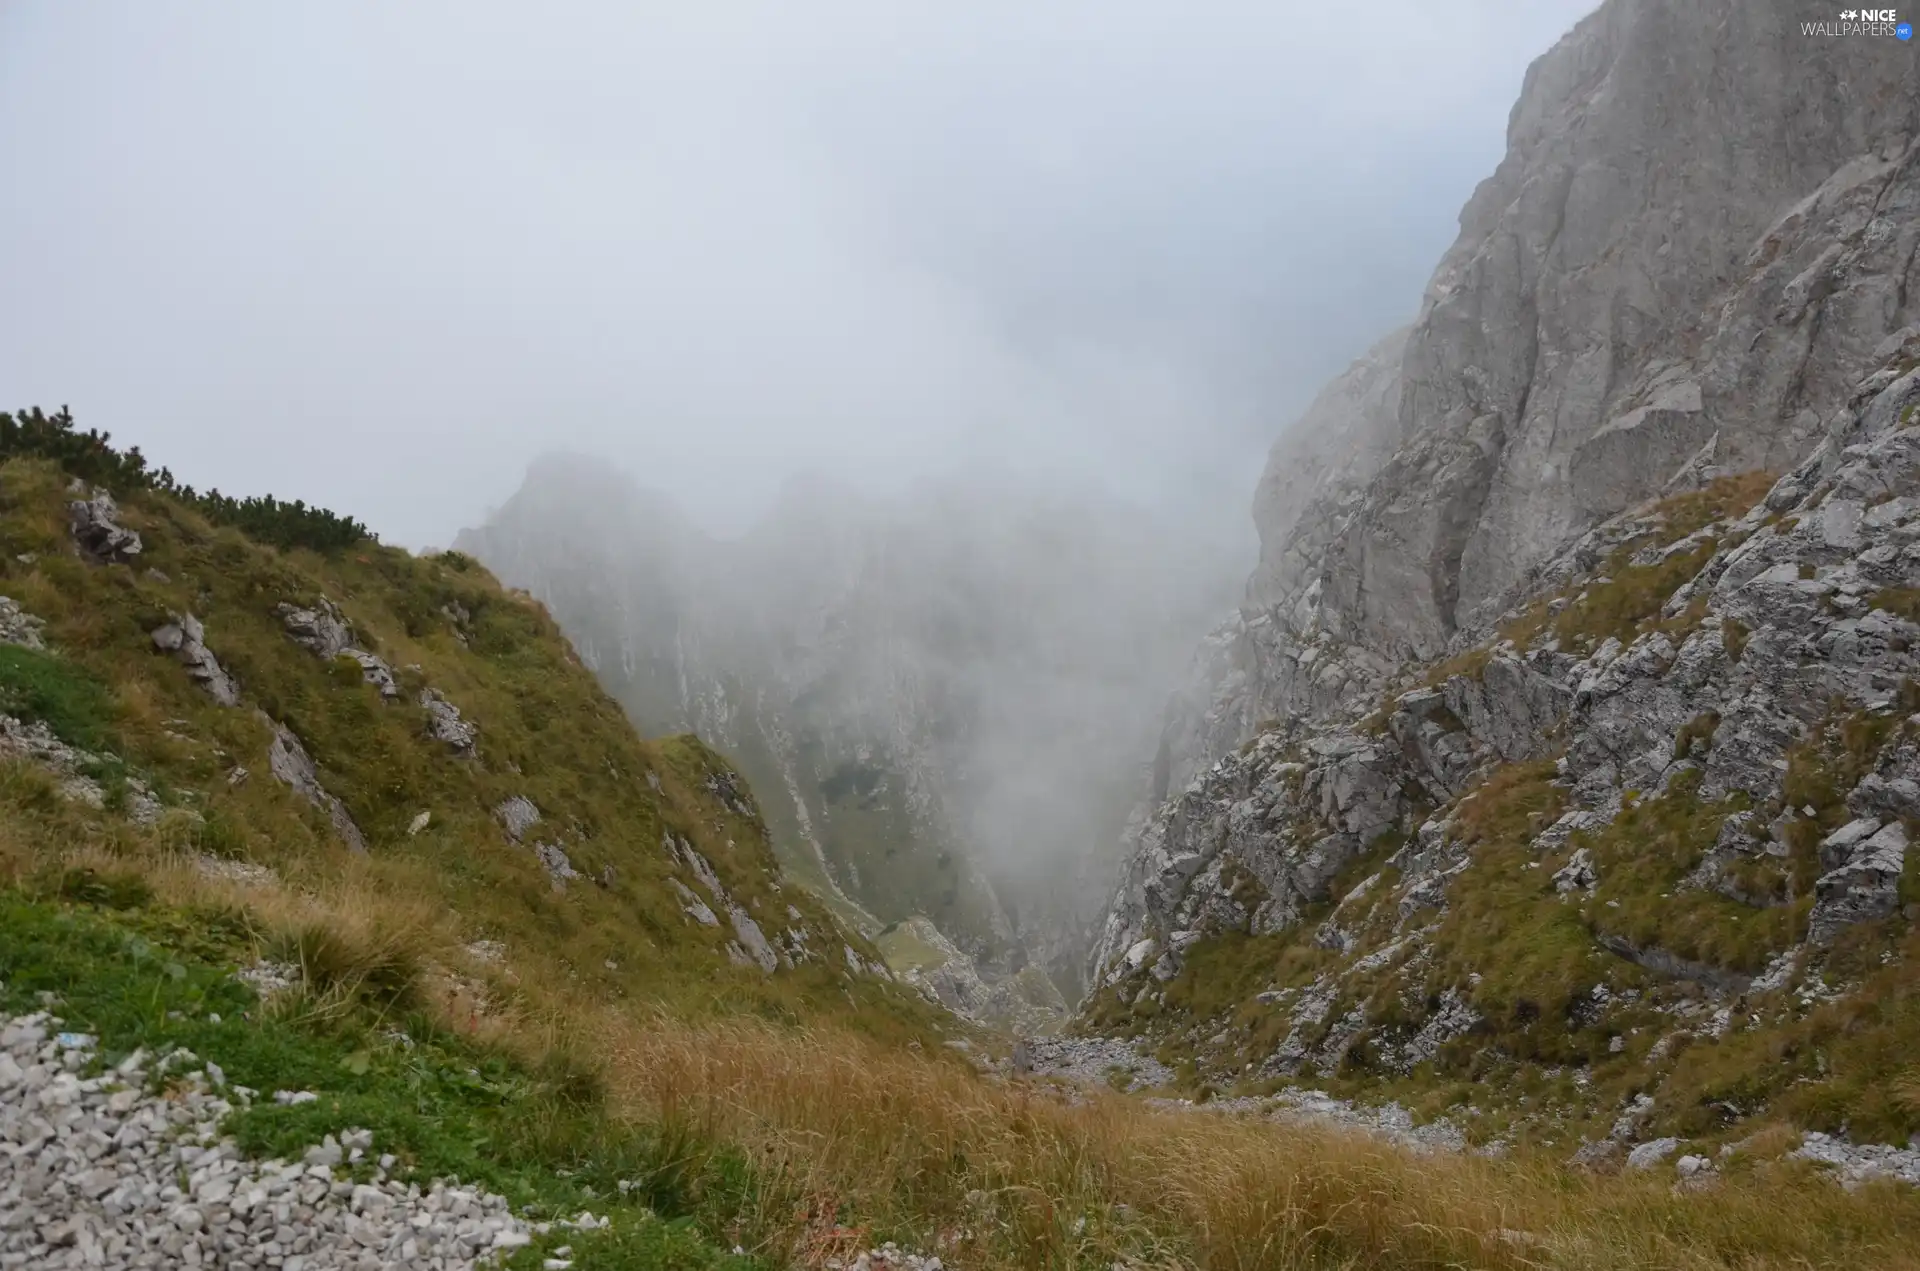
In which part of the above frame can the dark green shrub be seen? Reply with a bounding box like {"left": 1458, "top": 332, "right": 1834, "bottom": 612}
{"left": 3, "top": 406, "right": 373, "bottom": 553}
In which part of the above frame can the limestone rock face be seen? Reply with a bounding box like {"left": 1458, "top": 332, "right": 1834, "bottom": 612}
{"left": 68, "top": 488, "right": 142, "bottom": 563}
{"left": 1176, "top": 2, "right": 1920, "bottom": 799}
{"left": 1090, "top": 346, "right": 1920, "bottom": 1103}
{"left": 150, "top": 613, "right": 241, "bottom": 707}
{"left": 1128, "top": 0, "right": 1920, "bottom": 926}
{"left": 264, "top": 716, "right": 368, "bottom": 853}
{"left": 1380, "top": 1, "right": 1918, "bottom": 650}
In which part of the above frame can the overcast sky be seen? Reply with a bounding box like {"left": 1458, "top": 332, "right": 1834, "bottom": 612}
{"left": 0, "top": 1, "right": 1595, "bottom": 547}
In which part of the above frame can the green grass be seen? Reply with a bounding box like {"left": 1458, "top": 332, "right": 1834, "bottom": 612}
{"left": 1581, "top": 772, "right": 1789, "bottom": 972}
{"left": 0, "top": 642, "right": 118, "bottom": 751}
{"left": 0, "top": 892, "right": 767, "bottom": 1269}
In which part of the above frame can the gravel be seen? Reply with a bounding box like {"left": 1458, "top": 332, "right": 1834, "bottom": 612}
{"left": 823, "top": 1243, "right": 946, "bottom": 1270}
{"left": 1792, "top": 1131, "right": 1920, "bottom": 1187}
{"left": 1020, "top": 1037, "right": 1173, "bottom": 1091}
{"left": 1145, "top": 1087, "right": 1471, "bottom": 1155}
{"left": 0, "top": 1008, "right": 610, "bottom": 1269}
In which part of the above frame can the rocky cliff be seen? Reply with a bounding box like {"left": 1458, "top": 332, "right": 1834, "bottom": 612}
{"left": 1086, "top": 0, "right": 1920, "bottom": 1156}
{"left": 1159, "top": 0, "right": 1920, "bottom": 792}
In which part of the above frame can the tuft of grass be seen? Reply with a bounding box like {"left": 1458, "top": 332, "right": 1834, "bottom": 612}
{"left": 1723, "top": 617, "right": 1751, "bottom": 661}
{"left": 1870, "top": 589, "right": 1920, "bottom": 624}
{"left": 1546, "top": 539, "right": 1720, "bottom": 654}
{"left": 266, "top": 917, "right": 426, "bottom": 1009}
{"left": 1656, "top": 470, "right": 1780, "bottom": 542}
{"left": 1674, "top": 710, "right": 1723, "bottom": 760}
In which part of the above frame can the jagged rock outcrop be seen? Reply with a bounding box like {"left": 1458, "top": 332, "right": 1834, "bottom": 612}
{"left": 0, "top": 597, "right": 47, "bottom": 650}
{"left": 1149, "top": 3, "right": 1920, "bottom": 818}
{"left": 264, "top": 717, "right": 368, "bottom": 854}
{"left": 665, "top": 832, "right": 785, "bottom": 974}
{"left": 68, "top": 488, "right": 141, "bottom": 563}
{"left": 277, "top": 598, "right": 401, "bottom": 700}
{"left": 418, "top": 689, "right": 476, "bottom": 754}
{"left": 277, "top": 598, "right": 355, "bottom": 659}
{"left": 150, "top": 614, "right": 240, "bottom": 707}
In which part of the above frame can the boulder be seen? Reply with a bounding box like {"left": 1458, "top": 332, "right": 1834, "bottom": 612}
{"left": 264, "top": 718, "right": 367, "bottom": 853}
{"left": 418, "top": 689, "right": 477, "bottom": 754}
{"left": 69, "top": 490, "right": 142, "bottom": 563}
{"left": 276, "top": 598, "right": 356, "bottom": 659}
{"left": 150, "top": 614, "right": 240, "bottom": 707}
{"left": 493, "top": 795, "right": 541, "bottom": 841}
{"left": 1810, "top": 821, "right": 1907, "bottom": 947}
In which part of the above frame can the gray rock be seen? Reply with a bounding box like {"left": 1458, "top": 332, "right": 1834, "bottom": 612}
{"left": 1552, "top": 847, "right": 1597, "bottom": 895}
{"left": 276, "top": 598, "right": 356, "bottom": 659}
{"left": 418, "top": 689, "right": 476, "bottom": 754}
{"left": 727, "top": 907, "right": 779, "bottom": 975}
{"left": 264, "top": 717, "right": 368, "bottom": 853}
{"left": 1675, "top": 1153, "right": 1713, "bottom": 1179}
{"left": 150, "top": 613, "right": 241, "bottom": 706}
{"left": 493, "top": 796, "right": 540, "bottom": 841}
{"left": 1625, "top": 1137, "right": 1682, "bottom": 1171}
{"left": 532, "top": 842, "right": 578, "bottom": 889}
{"left": 669, "top": 879, "right": 719, "bottom": 927}
{"left": 1819, "top": 817, "right": 1884, "bottom": 872}
{"left": 0, "top": 596, "right": 48, "bottom": 650}
{"left": 68, "top": 488, "right": 142, "bottom": 563}
{"left": 278, "top": 598, "right": 402, "bottom": 699}
{"left": 1810, "top": 820, "right": 1907, "bottom": 947}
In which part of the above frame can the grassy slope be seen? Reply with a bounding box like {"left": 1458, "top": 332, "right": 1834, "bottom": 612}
{"left": 0, "top": 455, "right": 935, "bottom": 1037}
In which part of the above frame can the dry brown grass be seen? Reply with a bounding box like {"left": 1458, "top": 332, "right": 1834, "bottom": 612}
{"left": 17, "top": 823, "right": 1920, "bottom": 1268}
{"left": 585, "top": 1006, "right": 1920, "bottom": 1270}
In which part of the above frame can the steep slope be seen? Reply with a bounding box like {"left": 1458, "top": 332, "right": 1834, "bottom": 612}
{"left": 1156, "top": 1, "right": 1920, "bottom": 803}
{"left": 1091, "top": 337, "right": 1920, "bottom": 1156}
{"left": 1085, "top": 0, "right": 1920, "bottom": 1160}
{"left": 0, "top": 411, "right": 927, "bottom": 1037}
{"left": 459, "top": 459, "right": 1234, "bottom": 1003}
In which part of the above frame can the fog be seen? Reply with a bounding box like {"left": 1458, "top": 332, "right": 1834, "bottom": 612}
{"left": 2, "top": 1, "right": 1597, "bottom": 974}
{"left": 2, "top": 1, "right": 1591, "bottom": 548}
{"left": 460, "top": 451, "right": 1247, "bottom": 978}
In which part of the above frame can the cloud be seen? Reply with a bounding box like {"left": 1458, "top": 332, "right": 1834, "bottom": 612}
{"left": 0, "top": 0, "right": 1594, "bottom": 545}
